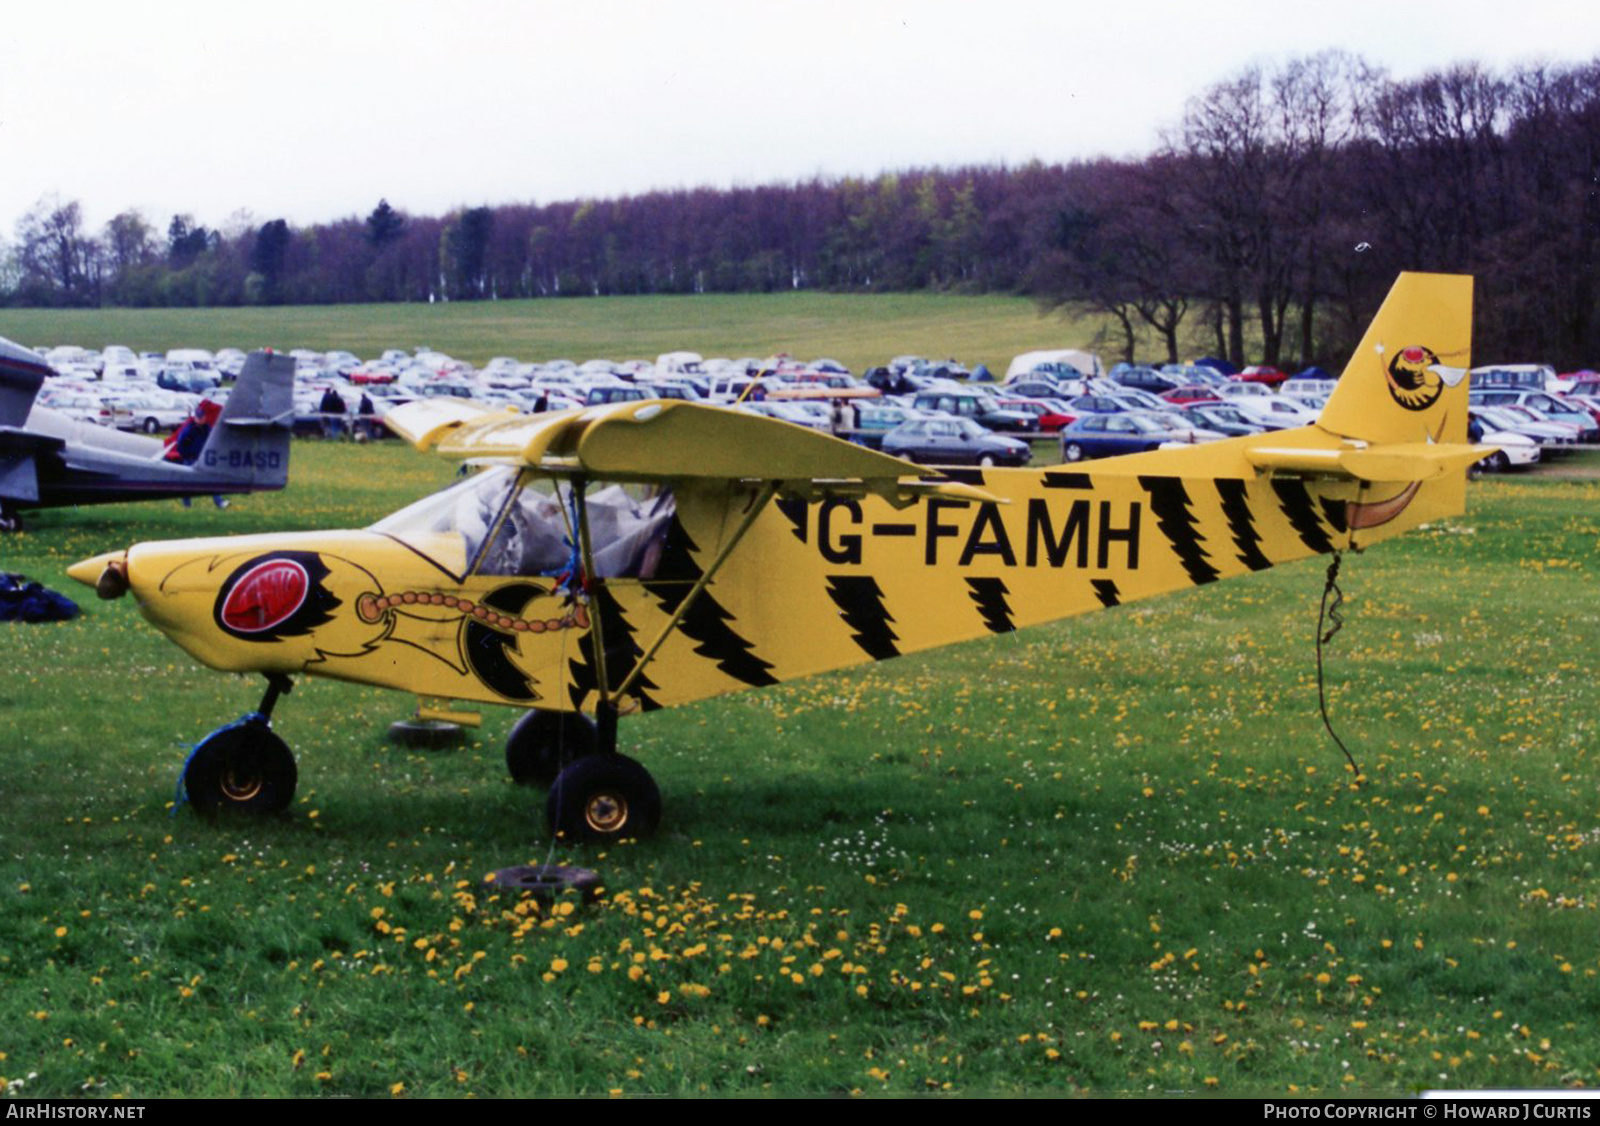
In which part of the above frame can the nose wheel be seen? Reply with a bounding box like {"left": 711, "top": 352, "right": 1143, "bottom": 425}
{"left": 183, "top": 720, "right": 297, "bottom": 814}
{"left": 180, "top": 674, "right": 298, "bottom": 815}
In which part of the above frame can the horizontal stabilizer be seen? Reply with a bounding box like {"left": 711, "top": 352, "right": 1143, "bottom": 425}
{"left": 1245, "top": 441, "right": 1487, "bottom": 482}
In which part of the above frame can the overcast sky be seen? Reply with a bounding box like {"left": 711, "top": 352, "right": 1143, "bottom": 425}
{"left": 3, "top": 0, "right": 1597, "bottom": 236}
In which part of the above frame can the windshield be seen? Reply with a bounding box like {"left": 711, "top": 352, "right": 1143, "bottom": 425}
{"left": 369, "top": 467, "right": 674, "bottom": 580}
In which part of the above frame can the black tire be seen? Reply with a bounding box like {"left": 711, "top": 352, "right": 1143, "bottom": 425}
{"left": 1485, "top": 450, "right": 1510, "bottom": 473}
{"left": 0, "top": 503, "right": 21, "bottom": 533}
{"left": 142, "top": 417, "right": 160, "bottom": 434}
{"left": 487, "top": 864, "right": 603, "bottom": 904}
{"left": 546, "top": 753, "right": 661, "bottom": 843}
{"left": 978, "top": 454, "right": 996, "bottom": 468}
{"left": 184, "top": 723, "right": 296, "bottom": 814}
{"left": 1063, "top": 442, "right": 1085, "bottom": 463}
{"left": 506, "top": 709, "right": 598, "bottom": 787}
{"left": 388, "top": 718, "right": 464, "bottom": 749}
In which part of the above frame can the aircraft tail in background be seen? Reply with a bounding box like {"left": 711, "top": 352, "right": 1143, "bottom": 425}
{"left": 193, "top": 350, "right": 295, "bottom": 492}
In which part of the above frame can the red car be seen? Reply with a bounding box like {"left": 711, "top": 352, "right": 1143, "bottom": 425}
{"left": 997, "top": 397, "right": 1075, "bottom": 432}
{"left": 1160, "top": 384, "right": 1225, "bottom": 404}
{"left": 1233, "top": 365, "right": 1289, "bottom": 387}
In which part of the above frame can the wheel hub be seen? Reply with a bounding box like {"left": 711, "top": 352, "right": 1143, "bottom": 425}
{"left": 220, "top": 768, "right": 264, "bottom": 802}
{"left": 584, "top": 791, "right": 628, "bottom": 833}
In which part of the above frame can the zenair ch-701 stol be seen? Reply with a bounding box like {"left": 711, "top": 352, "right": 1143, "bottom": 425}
{"left": 70, "top": 273, "right": 1485, "bottom": 843}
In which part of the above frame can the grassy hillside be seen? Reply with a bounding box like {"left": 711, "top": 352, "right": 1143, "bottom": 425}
{"left": 0, "top": 292, "right": 1216, "bottom": 377}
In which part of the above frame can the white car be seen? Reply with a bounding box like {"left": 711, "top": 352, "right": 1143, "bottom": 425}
{"left": 1474, "top": 429, "right": 1540, "bottom": 472}
{"left": 107, "top": 393, "right": 192, "bottom": 434}
{"left": 1229, "top": 395, "right": 1321, "bottom": 429}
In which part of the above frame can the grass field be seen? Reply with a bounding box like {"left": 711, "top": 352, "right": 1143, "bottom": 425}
{"left": 0, "top": 292, "right": 1213, "bottom": 380}
{"left": 0, "top": 438, "right": 1597, "bottom": 1097}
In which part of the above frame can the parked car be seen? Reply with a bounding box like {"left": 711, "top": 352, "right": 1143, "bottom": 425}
{"left": 1161, "top": 384, "right": 1225, "bottom": 405}
{"left": 1472, "top": 425, "right": 1540, "bottom": 472}
{"left": 881, "top": 417, "right": 1031, "bottom": 467}
{"left": 1058, "top": 412, "right": 1218, "bottom": 461}
{"left": 1228, "top": 395, "right": 1320, "bottom": 430}
{"left": 1469, "top": 389, "right": 1598, "bottom": 441}
{"left": 911, "top": 389, "right": 1037, "bottom": 433}
{"left": 1180, "top": 403, "right": 1265, "bottom": 437}
{"left": 1234, "top": 365, "right": 1289, "bottom": 387}
{"left": 107, "top": 393, "right": 190, "bottom": 434}
{"left": 995, "top": 397, "right": 1074, "bottom": 432}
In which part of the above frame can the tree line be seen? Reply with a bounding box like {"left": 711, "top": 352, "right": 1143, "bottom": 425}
{"left": 4, "top": 53, "right": 1597, "bottom": 369}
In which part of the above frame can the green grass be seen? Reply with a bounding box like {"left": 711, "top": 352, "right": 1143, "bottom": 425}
{"left": 0, "top": 441, "right": 1596, "bottom": 1096}
{"left": 0, "top": 292, "right": 1211, "bottom": 379}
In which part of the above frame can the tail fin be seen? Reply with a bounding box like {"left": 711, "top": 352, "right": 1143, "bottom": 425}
{"left": 195, "top": 351, "right": 294, "bottom": 491}
{"left": 1319, "top": 273, "right": 1473, "bottom": 446}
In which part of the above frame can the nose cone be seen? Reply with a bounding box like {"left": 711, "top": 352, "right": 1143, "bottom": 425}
{"left": 68, "top": 550, "right": 129, "bottom": 599}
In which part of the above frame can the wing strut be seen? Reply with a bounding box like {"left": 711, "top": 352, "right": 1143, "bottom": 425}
{"left": 606, "top": 480, "right": 781, "bottom": 706}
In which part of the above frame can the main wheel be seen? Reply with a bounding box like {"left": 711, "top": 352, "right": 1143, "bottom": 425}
{"left": 1063, "top": 442, "right": 1085, "bottom": 462}
{"left": 183, "top": 722, "right": 297, "bottom": 814}
{"left": 978, "top": 454, "right": 996, "bottom": 468}
{"left": 142, "top": 417, "right": 160, "bottom": 434}
{"left": 546, "top": 753, "right": 661, "bottom": 843}
{"left": 1484, "top": 450, "right": 1509, "bottom": 473}
{"left": 506, "top": 709, "right": 598, "bottom": 787}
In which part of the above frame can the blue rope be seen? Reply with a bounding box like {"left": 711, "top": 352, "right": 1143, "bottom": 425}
{"left": 552, "top": 486, "right": 586, "bottom": 596}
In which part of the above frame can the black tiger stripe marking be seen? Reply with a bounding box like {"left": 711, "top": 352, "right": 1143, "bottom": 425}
{"left": 926, "top": 468, "right": 987, "bottom": 486}
{"left": 1272, "top": 479, "right": 1336, "bottom": 554}
{"left": 463, "top": 583, "right": 543, "bottom": 701}
{"left": 1319, "top": 496, "right": 1349, "bottom": 534}
{"left": 1215, "top": 478, "right": 1273, "bottom": 572}
{"left": 642, "top": 517, "right": 777, "bottom": 688}
{"left": 965, "top": 577, "right": 1014, "bottom": 634}
{"left": 1091, "top": 579, "right": 1121, "bottom": 607}
{"left": 1043, "top": 471, "right": 1093, "bottom": 490}
{"left": 567, "top": 584, "right": 661, "bottom": 711}
{"left": 1139, "top": 475, "right": 1219, "bottom": 585}
{"left": 776, "top": 496, "right": 808, "bottom": 543}
{"left": 826, "top": 575, "right": 900, "bottom": 660}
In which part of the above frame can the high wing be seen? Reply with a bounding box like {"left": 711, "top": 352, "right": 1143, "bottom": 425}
{"left": 382, "top": 397, "right": 1001, "bottom": 503}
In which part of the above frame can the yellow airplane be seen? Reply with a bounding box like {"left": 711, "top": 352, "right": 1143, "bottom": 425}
{"left": 69, "top": 272, "right": 1483, "bottom": 843}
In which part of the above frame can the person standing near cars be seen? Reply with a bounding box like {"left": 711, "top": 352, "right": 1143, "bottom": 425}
{"left": 830, "top": 397, "right": 849, "bottom": 440}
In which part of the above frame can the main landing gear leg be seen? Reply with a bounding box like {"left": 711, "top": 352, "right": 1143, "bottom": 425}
{"left": 545, "top": 701, "right": 662, "bottom": 844}
{"left": 180, "top": 674, "right": 299, "bottom": 815}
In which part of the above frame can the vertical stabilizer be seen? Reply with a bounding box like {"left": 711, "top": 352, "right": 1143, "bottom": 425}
{"left": 1318, "top": 273, "right": 1473, "bottom": 447}
{"left": 194, "top": 351, "right": 295, "bottom": 490}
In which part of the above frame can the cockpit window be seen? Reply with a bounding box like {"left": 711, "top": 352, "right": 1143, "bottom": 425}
{"left": 369, "top": 467, "right": 674, "bottom": 580}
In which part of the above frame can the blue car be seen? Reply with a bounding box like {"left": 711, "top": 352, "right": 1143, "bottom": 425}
{"left": 1058, "top": 412, "right": 1216, "bottom": 461}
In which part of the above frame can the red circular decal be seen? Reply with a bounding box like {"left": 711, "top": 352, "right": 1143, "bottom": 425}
{"left": 220, "top": 559, "right": 309, "bottom": 633}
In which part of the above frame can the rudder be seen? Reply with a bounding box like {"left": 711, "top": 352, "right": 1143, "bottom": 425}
{"left": 194, "top": 351, "right": 294, "bottom": 490}
{"left": 1318, "top": 273, "right": 1473, "bottom": 447}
